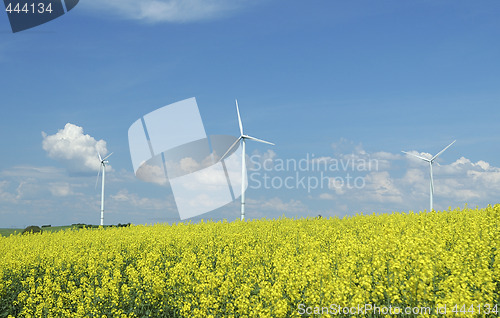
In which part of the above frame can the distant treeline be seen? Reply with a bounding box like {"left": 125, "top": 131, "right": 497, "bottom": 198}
{"left": 71, "top": 223, "right": 132, "bottom": 229}
{"left": 21, "top": 223, "right": 133, "bottom": 234}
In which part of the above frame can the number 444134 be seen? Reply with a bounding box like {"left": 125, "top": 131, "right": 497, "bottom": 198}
{"left": 5, "top": 2, "right": 53, "bottom": 14}
{"left": 451, "top": 304, "right": 498, "bottom": 315}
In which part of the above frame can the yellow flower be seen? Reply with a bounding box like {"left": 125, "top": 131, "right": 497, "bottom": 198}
{"left": 0, "top": 206, "right": 498, "bottom": 317}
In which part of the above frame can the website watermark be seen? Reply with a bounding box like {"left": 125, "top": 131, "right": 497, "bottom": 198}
{"left": 128, "top": 98, "right": 247, "bottom": 220}
{"left": 249, "top": 153, "right": 379, "bottom": 193}
{"left": 128, "top": 98, "right": 381, "bottom": 219}
{"left": 298, "top": 303, "right": 499, "bottom": 316}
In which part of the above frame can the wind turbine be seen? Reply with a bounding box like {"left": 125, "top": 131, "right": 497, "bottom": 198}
{"left": 220, "top": 100, "right": 274, "bottom": 221}
{"left": 402, "top": 140, "right": 455, "bottom": 212}
{"left": 96, "top": 152, "right": 113, "bottom": 226}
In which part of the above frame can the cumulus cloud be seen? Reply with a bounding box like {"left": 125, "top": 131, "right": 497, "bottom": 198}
{"left": 257, "top": 197, "right": 307, "bottom": 213}
{"left": 2, "top": 165, "right": 66, "bottom": 180}
{"left": 329, "top": 177, "right": 346, "bottom": 195}
{"left": 0, "top": 181, "right": 17, "bottom": 204}
{"left": 329, "top": 138, "right": 396, "bottom": 170}
{"left": 403, "top": 168, "right": 426, "bottom": 184}
{"left": 401, "top": 150, "right": 433, "bottom": 164}
{"left": 0, "top": 163, "right": 177, "bottom": 226}
{"left": 371, "top": 151, "right": 401, "bottom": 160}
{"left": 246, "top": 138, "right": 500, "bottom": 213}
{"left": 314, "top": 138, "right": 500, "bottom": 212}
{"left": 362, "top": 171, "right": 403, "bottom": 203}
{"left": 319, "top": 193, "right": 334, "bottom": 200}
{"left": 110, "top": 189, "right": 172, "bottom": 210}
{"left": 136, "top": 163, "right": 168, "bottom": 185}
{"left": 179, "top": 157, "right": 201, "bottom": 173}
{"left": 42, "top": 123, "right": 111, "bottom": 174}
{"left": 250, "top": 149, "right": 277, "bottom": 170}
{"left": 331, "top": 138, "right": 366, "bottom": 156}
{"left": 0, "top": 165, "right": 85, "bottom": 202}
{"left": 441, "top": 156, "right": 498, "bottom": 175}
{"left": 48, "top": 182, "right": 75, "bottom": 197}
{"left": 81, "top": 0, "right": 260, "bottom": 23}
{"left": 399, "top": 154, "right": 500, "bottom": 202}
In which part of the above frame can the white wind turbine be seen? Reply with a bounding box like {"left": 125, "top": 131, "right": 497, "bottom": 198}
{"left": 220, "top": 100, "right": 274, "bottom": 221}
{"left": 96, "top": 152, "right": 113, "bottom": 226}
{"left": 402, "top": 140, "right": 455, "bottom": 212}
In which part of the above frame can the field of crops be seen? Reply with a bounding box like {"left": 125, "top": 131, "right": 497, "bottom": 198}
{"left": 0, "top": 206, "right": 499, "bottom": 317}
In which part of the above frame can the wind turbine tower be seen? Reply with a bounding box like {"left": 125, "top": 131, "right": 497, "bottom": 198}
{"left": 96, "top": 152, "right": 113, "bottom": 226}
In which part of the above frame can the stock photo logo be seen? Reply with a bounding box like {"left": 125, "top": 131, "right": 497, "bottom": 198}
{"left": 128, "top": 98, "right": 246, "bottom": 220}
{"left": 3, "top": 0, "right": 79, "bottom": 33}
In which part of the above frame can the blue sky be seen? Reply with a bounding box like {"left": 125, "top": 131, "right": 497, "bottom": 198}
{"left": 1, "top": 0, "right": 500, "bottom": 227}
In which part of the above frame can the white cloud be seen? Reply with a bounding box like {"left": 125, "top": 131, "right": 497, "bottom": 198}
{"left": 328, "top": 139, "right": 395, "bottom": 170}
{"left": 2, "top": 165, "right": 66, "bottom": 180}
{"left": 319, "top": 193, "right": 334, "bottom": 200}
{"left": 256, "top": 197, "right": 307, "bottom": 213}
{"left": 332, "top": 138, "right": 371, "bottom": 158}
{"left": 362, "top": 171, "right": 403, "bottom": 203}
{"left": 180, "top": 157, "right": 201, "bottom": 173}
{"left": 317, "top": 138, "right": 500, "bottom": 212}
{"left": 249, "top": 149, "right": 277, "bottom": 170}
{"left": 48, "top": 182, "right": 75, "bottom": 197}
{"left": 372, "top": 151, "right": 402, "bottom": 160}
{"left": 440, "top": 156, "right": 499, "bottom": 175}
{"left": 0, "top": 163, "right": 177, "bottom": 226}
{"left": 136, "top": 162, "right": 168, "bottom": 185}
{"left": 246, "top": 138, "right": 500, "bottom": 213}
{"left": 401, "top": 151, "right": 436, "bottom": 170}
{"left": 403, "top": 168, "right": 426, "bottom": 185}
{"left": 184, "top": 169, "right": 228, "bottom": 193}
{"left": 42, "top": 123, "right": 111, "bottom": 174}
{"left": 258, "top": 149, "right": 277, "bottom": 163}
{"left": 402, "top": 150, "right": 432, "bottom": 162}
{"left": 437, "top": 179, "right": 481, "bottom": 201}
{"left": 0, "top": 181, "right": 17, "bottom": 204}
{"left": 328, "top": 177, "right": 346, "bottom": 195}
{"left": 0, "top": 165, "right": 85, "bottom": 202}
{"left": 110, "top": 189, "right": 172, "bottom": 210}
{"left": 468, "top": 170, "right": 500, "bottom": 185}
{"left": 81, "top": 0, "right": 260, "bottom": 23}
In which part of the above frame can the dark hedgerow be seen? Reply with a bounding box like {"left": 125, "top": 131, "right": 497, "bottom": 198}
{"left": 21, "top": 225, "right": 42, "bottom": 235}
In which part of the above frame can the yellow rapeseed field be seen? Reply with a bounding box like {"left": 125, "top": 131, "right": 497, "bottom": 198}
{"left": 0, "top": 205, "right": 498, "bottom": 317}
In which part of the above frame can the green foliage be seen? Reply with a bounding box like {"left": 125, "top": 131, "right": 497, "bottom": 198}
{"left": 0, "top": 229, "right": 18, "bottom": 237}
{"left": 21, "top": 226, "right": 42, "bottom": 235}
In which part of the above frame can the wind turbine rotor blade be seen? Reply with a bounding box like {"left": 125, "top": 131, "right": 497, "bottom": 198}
{"left": 401, "top": 151, "right": 430, "bottom": 162}
{"left": 97, "top": 151, "right": 102, "bottom": 162}
{"left": 235, "top": 99, "right": 244, "bottom": 136}
{"left": 220, "top": 136, "right": 242, "bottom": 161}
{"left": 244, "top": 135, "right": 275, "bottom": 146}
{"left": 95, "top": 166, "right": 101, "bottom": 189}
{"left": 431, "top": 140, "right": 456, "bottom": 162}
{"left": 103, "top": 152, "right": 114, "bottom": 161}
